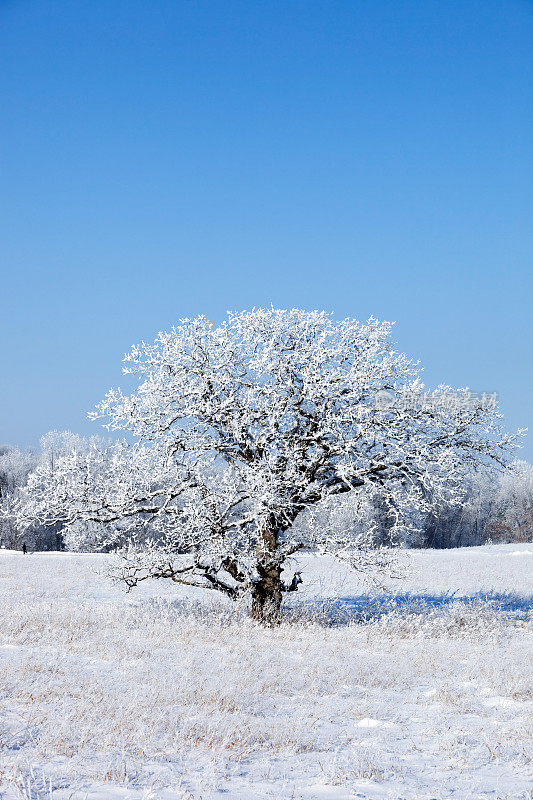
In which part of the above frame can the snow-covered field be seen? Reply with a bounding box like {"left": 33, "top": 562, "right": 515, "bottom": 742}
{"left": 0, "top": 545, "right": 531, "bottom": 800}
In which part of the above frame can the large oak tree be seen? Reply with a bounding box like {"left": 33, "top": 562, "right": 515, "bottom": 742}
{"left": 21, "top": 309, "right": 520, "bottom": 622}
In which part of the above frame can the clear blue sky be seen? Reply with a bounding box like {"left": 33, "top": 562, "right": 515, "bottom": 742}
{"left": 1, "top": 0, "right": 532, "bottom": 458}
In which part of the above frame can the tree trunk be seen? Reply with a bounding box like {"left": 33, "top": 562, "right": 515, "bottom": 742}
{"left": 250, "top": 526, "right": 283, "bottom": 625}
{"left": 251, "top": 561, "right": 283, "bottom": 624}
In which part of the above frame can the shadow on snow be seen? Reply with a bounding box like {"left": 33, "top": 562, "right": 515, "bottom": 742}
{"left": 137, "top": 591, "right": 533, "bottom": 627}
{"left": 284, "top": 591, "right": 533, "bottom": 626}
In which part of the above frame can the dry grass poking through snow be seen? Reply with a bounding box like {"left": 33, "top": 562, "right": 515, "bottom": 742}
{"left": 0, "top": 546, "right": 531, "bottom": 799}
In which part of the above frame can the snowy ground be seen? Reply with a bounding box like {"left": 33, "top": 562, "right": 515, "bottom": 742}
{"left": 0, "top": 545, "right": 531, "bottom": 800}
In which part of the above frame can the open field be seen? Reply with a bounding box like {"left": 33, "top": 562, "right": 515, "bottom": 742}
{"left": 0, "top": 545, "right": 531, "bottom": 800}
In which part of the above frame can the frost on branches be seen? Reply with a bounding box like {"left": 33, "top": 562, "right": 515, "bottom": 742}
{"left": 20, "top": 309, "right": 522, "bottom": 622}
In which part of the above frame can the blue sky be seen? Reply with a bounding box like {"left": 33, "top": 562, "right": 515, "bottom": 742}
{"left": 1, "top": 0, "right": 532, "bottom": 458}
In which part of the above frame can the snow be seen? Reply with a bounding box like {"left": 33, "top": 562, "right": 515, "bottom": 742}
{"left": 0, "top": 544, "right": 531, "bottom": 799}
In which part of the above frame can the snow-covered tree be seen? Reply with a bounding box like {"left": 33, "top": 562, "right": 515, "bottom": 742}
{"left": 19, "top": 309, "right": 522, "bottom": 622}
{"left": 17, "top": 433, "right": 128, "bottom": 551}
{"left": 417, "top": 459, "right": 532, "bottom": 548}
{"left": 0, "top": 445, "right": 39, "bottom": 549}
{"left": 485, "top": 460, "right": 533, "bottom": 543}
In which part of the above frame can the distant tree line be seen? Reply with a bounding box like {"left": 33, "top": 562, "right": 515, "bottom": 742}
{"left": 2, "top": 431, "right": 531, "bottom": 553}
{"left": 419, "top": 460, "right": 533, "bottom": 548}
